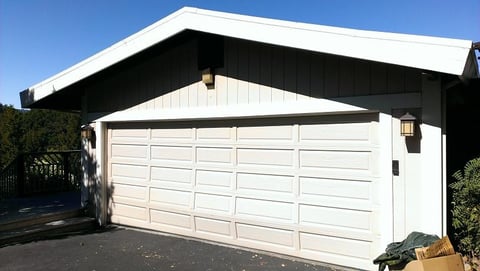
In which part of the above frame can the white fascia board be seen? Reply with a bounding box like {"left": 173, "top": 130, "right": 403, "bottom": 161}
{"left": 183, "top": 10, "right": 473, "bottom": 75}
{"left": 22, "top": 7, "right": 476, "bottom": 107}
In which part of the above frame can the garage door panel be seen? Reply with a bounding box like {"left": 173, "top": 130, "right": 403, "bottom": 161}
{"left": 194, "top": 193, "right": 232, "bottom": 214}
{"left": 237, "top": 148, "right": 293, "bottom": 167}
{"left": 299, "top": 122, "right": 370, "bottom": 142}
{"left": 196, "top": 147, "right": 233, "bottom": 164}
{"left": 111, "top": 144, "right": 148, "bottom": 159}
{"left": 151, "top": 145, "right": 192, "bottom": 162}
{"left": 298, "top": 222, "right": 376, "bottom": 243}
{"left": 236, "top": 198, "right": 294, "bottom": 222}
{"left": 196, "top": 170, "right": 232, "bottom": 189}
{"left": 300, "top": 150, "right": 371, "bottom": 170}
{"left": 236, "top": 223, "right": 295, "bottom": 248}
{"left": 111, "top": 183, "right": 146, "bottom": 201}
{"left": 150, "top": 166, "right": 192, "bottom": 187}
{"left": 195, "top": 217, "right": 232, "bottom": 237}
{"left": 150, "top": 187, "right": 191, "bottom": 208}
{"left": 300, "top": 237, "right": 373, "bottom": 269}
{"left": 150, "top": 209, "right": 191, "bottom": 229}
{"left": 299, "top": 194, "right": 373, "bottom": 212}
{"left": 237, "top": 173, "right": 294, "bottom": 195}
{"left": 237, "top": 125, "right": 293, "bottom": 141}
{"left": 111, "top": 202, "right": 147, "bottom": 221}
{"left": 111, "top": 163, "right": 148, "bottom": 180}
{"left": 197, "top": 127, "right": 233, "bottom": 141}
{"left": 151, "top": 128, "right": 193, "bottom": 141}
{"left": 299, "top": 205, "right": 371, "bottom": 230}
{"left": 111, "top": 128, "right": 149, "bottom": 142}
{"left": 300, "top": 232, "right": 372, "bottom": 259}
{"left": 299, "top": 168, "right": 374, "bottom": 182}
{"left": 299, "top": 177, "right": 371, "bottom": 200}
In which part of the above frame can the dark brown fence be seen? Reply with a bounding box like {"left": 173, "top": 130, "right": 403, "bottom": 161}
{"left": 0, "top": 150, "right": 81, "bottom": 199}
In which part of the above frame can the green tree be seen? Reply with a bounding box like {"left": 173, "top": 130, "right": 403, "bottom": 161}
{"left": 0, "top": 104, "right": 81, "bottom": 170}
{"left": 0, "top": 104, "right": 22, "bottom": 168}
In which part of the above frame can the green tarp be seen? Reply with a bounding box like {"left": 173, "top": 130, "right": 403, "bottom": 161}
{"left": 373, "top": 231, "right": 440, "bottom": 271}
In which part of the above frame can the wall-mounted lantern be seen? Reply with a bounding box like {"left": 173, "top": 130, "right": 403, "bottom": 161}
{"left": 400, "top": 112, "right": 416, "bottom": 137}
{"left": 81, "top": 124, "right": 94, "bottom": 140}
{"left": 201, "top": 68, "right": 215, "bottom": 89}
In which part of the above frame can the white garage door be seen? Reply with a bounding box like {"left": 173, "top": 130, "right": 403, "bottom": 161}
{"left": 107, "top": 114, "right": 381, "bottom": 270}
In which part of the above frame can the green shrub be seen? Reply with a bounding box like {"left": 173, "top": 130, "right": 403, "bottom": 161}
{"left": 450, "top": 157, "right": 480, "bottom": 266}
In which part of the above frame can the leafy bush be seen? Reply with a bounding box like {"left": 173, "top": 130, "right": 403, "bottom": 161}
{"left": 450, "top": 157, "right": 480, "bottom": 269}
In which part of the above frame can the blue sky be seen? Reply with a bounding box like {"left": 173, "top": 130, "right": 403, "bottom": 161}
{"left": 1, "top": 0, "right": 479, "bottom": 109}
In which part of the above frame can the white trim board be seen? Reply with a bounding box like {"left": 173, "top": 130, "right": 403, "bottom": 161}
{"left": 94, "top": 99, "right": 370, "bottom": 123}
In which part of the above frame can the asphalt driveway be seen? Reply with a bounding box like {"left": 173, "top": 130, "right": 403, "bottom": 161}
{"left": 0, "top": 225, "right": 353, "bottom": 271}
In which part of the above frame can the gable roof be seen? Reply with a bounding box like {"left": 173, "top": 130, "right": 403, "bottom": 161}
{"left": 20, "top": 7, "right": 479, "bottom": 108}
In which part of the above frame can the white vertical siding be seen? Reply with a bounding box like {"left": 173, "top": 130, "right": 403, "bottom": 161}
{"left": 419, "top": 75, "right": 443, "bottom": 236}
{"left": 86, "top": 37, "right": 422, "bottom": 113}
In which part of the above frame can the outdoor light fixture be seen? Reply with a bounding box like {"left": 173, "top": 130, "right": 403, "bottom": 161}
{"left": 400, "top": 112, "right": 416, "bottom": 137}
{"left": 81, "top": 124, "right": 94, "bottom": 140}
{"left": 202, "top": 68, "right": 215, "bottom": 89}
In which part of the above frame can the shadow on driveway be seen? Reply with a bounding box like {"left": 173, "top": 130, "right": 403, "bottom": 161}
{"left": 0, "top": 191, "right": 81, "bottom": 224}
{"left": 0, "top": 225, "right": 354, "bottom": 271}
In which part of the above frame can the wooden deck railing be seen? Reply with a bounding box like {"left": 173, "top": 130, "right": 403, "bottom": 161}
{"left": 0, "top": 150, "right": 81, "bottom": 199}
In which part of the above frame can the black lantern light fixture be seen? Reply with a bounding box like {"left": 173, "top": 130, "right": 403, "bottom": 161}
{"left": 400, "top": 112, "right": 416, "bottom": 137}
{"left": 81, "top": 124, "right": 94, "bottom": 140}
{"left": 201, "top": 68, "right": 215, "bottom": 89}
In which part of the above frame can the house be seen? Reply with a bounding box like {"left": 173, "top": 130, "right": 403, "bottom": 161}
{"left": 19, "top": 7, "right": 479, "bottom": 270}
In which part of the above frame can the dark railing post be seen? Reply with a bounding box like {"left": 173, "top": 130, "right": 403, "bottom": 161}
{"left": 63, "top": 152, "right": 69, "bottom": 190}
{"left": 17, "top": 154, "right": 25, "bottom": 197}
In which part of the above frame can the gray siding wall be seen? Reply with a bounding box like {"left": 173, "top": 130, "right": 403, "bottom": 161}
{"left": 86, "top": 36, "right": 422, "bottom": 113}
